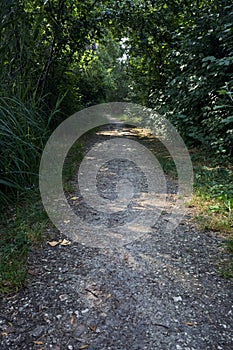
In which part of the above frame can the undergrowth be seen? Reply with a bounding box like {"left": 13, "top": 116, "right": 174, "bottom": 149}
{"left": 0, "top": 192, "right": 49, "bottom": 294}
{"left": 190, "top": 152, "right": 233, "bottom": 233}
{"left": 0, "top": 95, "right": 62, "bottom": 294}
{"left": 0, "top": 140, "right": 83, "bottom": 294}
{"left": 189, "top": 150, "right": 233, "bottom": 277}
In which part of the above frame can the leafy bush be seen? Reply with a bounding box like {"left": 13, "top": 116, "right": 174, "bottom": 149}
{"left": 161, "top": 2, "right": 233, "bottom": 155}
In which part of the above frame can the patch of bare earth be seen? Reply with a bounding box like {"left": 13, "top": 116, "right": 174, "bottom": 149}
{"left": 0, "top": 126, "right": 232, "bottom": 350}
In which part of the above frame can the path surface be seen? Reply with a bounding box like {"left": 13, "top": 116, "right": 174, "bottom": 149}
{"left": 0, "top": 126, "right": 232, "bottom": 350}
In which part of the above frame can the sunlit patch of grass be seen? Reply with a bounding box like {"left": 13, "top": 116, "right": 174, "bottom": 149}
{"left": 187, "top": 151, "right": 233, "bottom": 277}
{"left": 190, "top": 151, "right": 233, "bottom": 232}
{"left": 189, "top": 195, "right": 233, "bottom": 234}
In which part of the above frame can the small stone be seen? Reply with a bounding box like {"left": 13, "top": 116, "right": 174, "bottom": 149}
{"left": 176, "top": 345, "right": 182, "bottom": 350}
{"left": 81, "top": 308, "right": 89, "bottom": 314}
{"left": 59, "top": 294, "right": 68, "bottom": 301}
{"left": 73, "top": 324, "right": 86, "bottom": 337}
{"left": 68, "top": 346, "right": 73, "bottom": 350}
{"left": 173, "top": 296, "right": 182, "bottom": 302}
{"left": 30, "top": 325, "right": 44, "bottom": 337}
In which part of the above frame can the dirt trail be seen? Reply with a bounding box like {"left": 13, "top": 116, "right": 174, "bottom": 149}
{"left": 0, "top": 126, "right": 232, "bottom": 350}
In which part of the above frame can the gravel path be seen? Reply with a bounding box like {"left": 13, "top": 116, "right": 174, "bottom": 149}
{"left": 0, "top": 126, "right": 232, "bottom": 350}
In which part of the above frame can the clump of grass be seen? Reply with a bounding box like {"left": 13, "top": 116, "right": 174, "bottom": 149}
{"left": 0, "top": 192, "right": 49, "bottom": 294}
{"left": 0, "top": 95, "right": 64, "bottom": 293}
{"left": 226, "top": 239, "right": 233, "bottom": 253}
{"left": 188, "top": 151, "right": 233, "bottom": 277}
{"left": 190, "top": 164, "right": 233, "bottom": 234}
{"left": 0, "top": 96, "right": 58, "bottom": 208}
{"left": 0, "top": 93, "right": 77, "bottom": 294}
{"left": 219, "top": 239, "right": 233, "bottom": 278}
{"left": 0, "top": 226, "right": 30, "bottom": 294}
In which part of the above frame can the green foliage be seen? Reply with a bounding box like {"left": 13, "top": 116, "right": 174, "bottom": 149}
{"left": 67, "top": 35, "right": 130, "bottom": 107}
{"left": 0, "top": 229, "right": 30, "bottom": 294}
{"left": 0, "top": 193, "right": 49, "bottom": 294}
{"left": 0, "top": 216, "right": 31, "bottom": 294}
{"left": 226, "top": 239, "right": 233, "bottom": 253}
{"left": 0, "top": 0, "right": 110, "bottom": 109}
{"left": 163, "top": 2, "right": 233, "bottom": 155}
{"left": 189, "top": 150, "right": 233, "bottom": 237}
{"left": 1, "top": 0, "right": 233, "bottom": 291}
{"left": 110, "top": 0, "right": 233, "bottom": 156}
{"left": 164, "top": 16, "right": 233, "bottom": 153}
{"left": 0, "top": 96, "right": 60, "bottom": 207}
{"left": 194, "top": 165, "right": 233, "bottom": 215}
{"left": 221, "top": 239, "right": 233, "bottom": 278}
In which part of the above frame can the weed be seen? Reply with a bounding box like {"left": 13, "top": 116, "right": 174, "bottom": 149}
{"left": 0, "top": 96, "right": 60, "bottom": 207}
{"left": 191, "top": 162, "right": 233, "bottom": 233}
{"left": 188, "top": 151, "right": 233, "bottom": 277}
{"left": 0, "top": 225, "right": 30, "bottom": 294}
{"left": 0, "top": 192, "right": 49, "bottom": 294}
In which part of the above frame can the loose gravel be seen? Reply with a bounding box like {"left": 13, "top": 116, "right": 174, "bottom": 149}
{"left": 0, "top": 126, "right": 232, "bottom": 350}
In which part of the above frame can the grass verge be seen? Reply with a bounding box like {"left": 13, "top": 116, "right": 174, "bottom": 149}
{"left": 0, "top": 191, "right": 49, "bottom": 294}
{"left": 188, "top": 149, "right": 233, "bottom": 277}
{"left": 0, "top": 139, "right": 84, "bottom": 295}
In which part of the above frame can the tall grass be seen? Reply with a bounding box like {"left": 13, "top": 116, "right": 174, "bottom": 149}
{"left": 0, "top": 96, "right": 55, "bottom": 207}
{"left": 0, "top": 95, "right": 62, "bottom": 294}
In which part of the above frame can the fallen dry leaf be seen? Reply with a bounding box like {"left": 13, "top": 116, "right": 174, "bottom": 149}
{"left": 106, "top": 293, "right": 111, "bottom": 299}
{"left": 28, "top": 269, "right": 38, "bottom": 276}
{"left": 47, "top": 239, "right": 71, "bottom": 247}
{"left": 79, "top": 345, "right": 89, "bottom": 349}
{"left": 184, "top": 322, "right": 196, "bottom": 326}
{"left": 70, "top": 314, "right": 75, "bottom": 325}
{"left": 89, "top": 325, "right": 97, "bottom": 332}
{"left": 48, "top": 241, "right": 60, "bottom": 247}
{"left": 60, "top": 239, "right": 71, "bottom": 246}
{"left": 33, "top": 340, "right": 44, "bottom": 345}
{"left": 124, "top": 254, "right": 129, "bottom": 261}
{"left": 1, "top": 332, "right": 7, "bottom": 337}
{"left": 70, "top": 196, "right": 78, "bottom": 200}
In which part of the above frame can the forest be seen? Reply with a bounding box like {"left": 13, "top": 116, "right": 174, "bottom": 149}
{"left": 0, "top": 0, "right": 233, "bottom": 292}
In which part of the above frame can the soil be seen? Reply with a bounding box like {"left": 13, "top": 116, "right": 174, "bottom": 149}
{"left": 0, "top": 125, "right": 232, "bottom": 350}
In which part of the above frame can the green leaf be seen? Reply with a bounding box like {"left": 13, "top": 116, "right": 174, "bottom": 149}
{"left": 202, "top": 56, "right": 216, "bottom": 62}
{"left": 0, "top": 179, "right": 19, "bottom": 188}
{"left": 222, "top": 116, "right": 233, "bottom": 124}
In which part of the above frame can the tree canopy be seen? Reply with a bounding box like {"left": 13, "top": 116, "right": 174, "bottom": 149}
{"left": 0, "top": 0, "right": 232, "bottom": 200}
